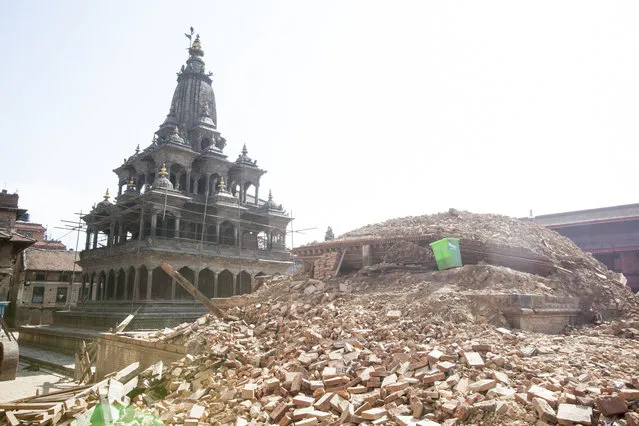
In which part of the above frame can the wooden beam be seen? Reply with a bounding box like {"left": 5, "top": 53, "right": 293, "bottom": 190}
{"left": 334, "top": 249, "right": 347, "bottom": 277}
{"left": 113, "top": 306, "right": 141, "bottom": 333}
{"left": 160, "top": 261, "right": 226, "bottom": 318}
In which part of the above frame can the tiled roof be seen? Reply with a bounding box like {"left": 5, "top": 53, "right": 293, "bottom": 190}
{"left": 23, "top": 248, "right": 81, "bottom": 272}
{"left": 15, "top": 221, "right": 46, "bottom": 231}
{"left": 10, "top": 232, "right": 34, "bottom": 243}
{"left": 32, "top": 240, "right": 67, "bottom": 250}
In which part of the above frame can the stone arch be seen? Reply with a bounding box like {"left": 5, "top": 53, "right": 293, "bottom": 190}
{"left": 176, "top": 267, "right": 194, "bottom": 299}
{"left": 198, "top": 268, "right": 215, "bottom": 298}
{"left": 89, "top": 272, "right": 97, "bottom": 301}
{"left": 126, "top": 266, "right": 135, "bottom": 300}
{"left": 272, "top": 231, "right": 285, "bottom": 249}
{"left": 205, "top": 224, "right": 217, "bottom": 243}
{"left": 169, "top": 164, "right": 185, "bottom": 190}
{"left": 230, "top": 180, "right": 239, "bottom": 197}
{"left": 81, "top": 273, "right": 88, "bottom": 301}
{"left": 210, "top": 173, "right": 221, "bottom": 194}
{"left": 106, "top": 269, "right": 115, "bottom": 300}
{"left": 237, "top": 271, "right": 252, "bottom": 295}
{"left": 97, "top": 271, "right": 106, "bottom": 301}
{"left": 156, "top": 215, "right": 175, "bottom": 239}
{"left": 218, "top": 269, "right": 233, "bottom": 297}
{"left": 257, "top": 231, "right": 268, "bottom": 250}
{"left": 243, "top": 182, "right": 256, "bottom": 204}
{"left": 201, "top": 137, "right": 213, "bottom": 151}
{"left": 152, "top": 266, "right": 171, "bottom": 299}
{"left": 116, "top": 268, "right": 126, "bottom": 300}
{"left": 138, "top": 265, "right": 148, "bottom": 300}
{"left": 197, "top": 176, "right": 207, "bottom": 196}
{"left": 242, "top": 231, "right": 258, "bottom": 249}
{"left": 219, "top": 221, "right": 235, "bottom": 245}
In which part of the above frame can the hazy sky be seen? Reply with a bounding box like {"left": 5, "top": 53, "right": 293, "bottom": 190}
{"left": 2, "top": 1, "right": 639, "bottom": 249}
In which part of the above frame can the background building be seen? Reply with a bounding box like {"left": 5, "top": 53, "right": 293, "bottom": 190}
{"left": 531, "top": 204, "right": 639, "bottom": 292}
{"left": 11, "top": 248, "right": 81, "bottom": 325}
{"left": 0, "top": 190, "right": 34, "bottom": 302}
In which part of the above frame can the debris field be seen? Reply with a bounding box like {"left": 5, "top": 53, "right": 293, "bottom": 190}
{"left": 2, "top": 211, "right": 639, "bottom": 425}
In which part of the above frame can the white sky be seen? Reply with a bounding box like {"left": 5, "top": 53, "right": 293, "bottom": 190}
{"left": 1, "top": 1, "right": 639, "bottom": 249}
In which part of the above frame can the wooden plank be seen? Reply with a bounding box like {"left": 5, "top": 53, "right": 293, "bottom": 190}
{"left": 114, "top": 307, "right": 141, "bottom": 333}
{"left": 13, "top": 384, "right": 91, "bottom": 403}
{"left": 0, "top": 403, "right": 59, "bottom": 410}
{"left": 334, "top": 249, "right": 347, "bottom": 277}
{"left": 160, "top": 261, "right": 226, "bottom": 318}
{"left": 4, "top": 411, "right": 20, "bottom": 426}
{"left": 113, "top": 362, "right": 140, "bottom": 383}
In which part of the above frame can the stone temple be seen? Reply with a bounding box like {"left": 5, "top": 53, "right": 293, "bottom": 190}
{"left": 59, "top": 33, "right": 292, "bottom": 329}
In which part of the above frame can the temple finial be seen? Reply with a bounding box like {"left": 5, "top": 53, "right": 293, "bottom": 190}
{"left": 103, "top": 189, "right": 110, "bottom": 201}
{"left": 189, "top": 33, "right": 203, "bottom": 55}
{"left": 135, "top": 144, "right": 140, "bottom": 154}
{"left": 185, "top": 26, "right": 195, "bottom": 47}
{"left": 268, "top": 189, "right": 273, "bottom": 201}
{"left": 218, "top": 177, "right": 226, "bottom": 191}
{"left": 159, "top": 163, "right": 168, "bottom": 178}
{"left": 242, "top": 143, "right": 248, "bottom": 155}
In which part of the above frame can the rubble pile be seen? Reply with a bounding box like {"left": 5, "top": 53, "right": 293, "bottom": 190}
{"left": 102, "top": 291, "right": 639, "bottom": 426}
{"left": 4, "top": 268, "right": 639, "bottom": 425}
{"left": 339, "top": 210, "right": 592, "bottom": 266}
{"left": 331, "top": 210, "right": 637, "bottom": 314}
{"left": 383, "top": 242, "right": 434, "bottom": 266}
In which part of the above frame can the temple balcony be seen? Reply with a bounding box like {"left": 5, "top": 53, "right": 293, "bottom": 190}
{"left": 78, "top": 237, "right": 290, "bottom": 263}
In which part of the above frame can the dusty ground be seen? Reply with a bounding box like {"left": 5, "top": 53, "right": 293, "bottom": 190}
{"left": 0, "top": 363, "right": 74, "bottom": 403}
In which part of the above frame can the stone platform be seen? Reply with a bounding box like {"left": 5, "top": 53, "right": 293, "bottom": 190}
{"left": 53, "top": 300, "right": 208, "bottom": 330}
{"left": 477, "top": 294, "right": 583, "bottom": 334}
{"left": 18, "top": 325, "right": 106, "bottom": 355}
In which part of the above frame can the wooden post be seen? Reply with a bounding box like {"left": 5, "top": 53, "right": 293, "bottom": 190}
{"left": 159, "top": 261, "right": 225, "bottom": 318}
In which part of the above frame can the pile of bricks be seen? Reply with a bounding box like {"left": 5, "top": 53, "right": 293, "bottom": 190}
{"left": 313, "top": 252, "right": 339, "bottom": 280}
{"left": 80, "top": 287, "right": 638, "bottom": 426}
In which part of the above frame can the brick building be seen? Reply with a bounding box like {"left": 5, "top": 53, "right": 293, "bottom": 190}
{"left": 10, "top": 248, "right": 82, "bottom": 325}
{"left": 0, "top": 190, "right": 34, "bottom": 302}
{"left": 531, "top": 204, "right": 639, "bottom": 292}
{"left": 74, "top": 31, "right": 292, "bottom": 325}
{"left": 15, "top": 221, "right": 66, "bottom": 250}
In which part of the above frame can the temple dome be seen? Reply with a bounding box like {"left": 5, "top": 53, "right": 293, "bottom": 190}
{"left": 152, "top": 164, "right": 174, "bottom": 190}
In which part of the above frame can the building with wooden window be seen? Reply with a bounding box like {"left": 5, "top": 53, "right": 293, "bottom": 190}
{"left": 10, "top": 248, "right": 82, "bottom": 325}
